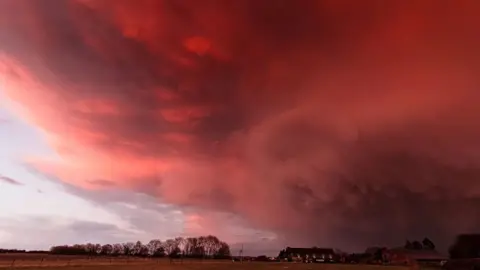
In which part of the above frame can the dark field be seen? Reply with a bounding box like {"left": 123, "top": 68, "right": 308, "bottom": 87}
{"left": 0, "top": 254, "right": 415, "bottom": 270}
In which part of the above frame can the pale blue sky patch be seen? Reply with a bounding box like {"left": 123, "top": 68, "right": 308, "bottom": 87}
{"left": 0, "top": 93, "right": 144, "bottom": 248}
{"left": 0, "top": 102, "right": 117, "bottom": 221}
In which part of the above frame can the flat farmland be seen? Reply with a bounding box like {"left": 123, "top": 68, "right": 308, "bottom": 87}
{"left": 0, "top": 254, "right": 415, "bottom": 270}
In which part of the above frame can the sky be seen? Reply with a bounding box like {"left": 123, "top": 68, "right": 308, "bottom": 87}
{"left": 0, "top": 0, "right": 480, "bottom": 255}
{"left": 0, "top": 95, "right": 274, "bottom": 254}
{"left": 0, "top": 95, "right": 179, "bottom": 249}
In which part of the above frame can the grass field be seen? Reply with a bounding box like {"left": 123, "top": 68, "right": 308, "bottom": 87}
{"left": 0, "top": 254, "right": 416, "bottom": 270}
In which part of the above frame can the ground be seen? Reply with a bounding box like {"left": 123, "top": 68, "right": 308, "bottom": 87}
{"left": 0, "top": 254, "right": 422, "bottom": 270}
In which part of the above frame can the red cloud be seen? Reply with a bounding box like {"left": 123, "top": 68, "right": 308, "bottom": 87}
{"left": 1, "top": 0, "right": 480, "bottom": 250}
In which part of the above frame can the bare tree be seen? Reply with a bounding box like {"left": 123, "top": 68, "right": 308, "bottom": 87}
{"left": 112, "top": 243, "right": 124, "bottom": 256}
{"left": 203, "top": 235, "right": 220, "bottom": 257}
{"left": 175, "top": 237, "right": 187, "bottom": 255}
{"left": 101, "top": 244, "right": 113, "bottom": 255}
{"left": 94, "top": 244, "right": 102, "bottom": 255}
{"left": 84, "top": 243, "right": 96, "bottom": 255}
{"left": 123, "top": 242, "right": 135, "bottom": 256}
{"left": 163, "top": 239, "right": 179, "bottom": 256}
{"left": 132, "top": 241, "right": 148, "bottom": 257}
{"left": 185, "top": 237, "right": 204, "bottom": 258}
{"left": 147, "top": 239, "right": 164, "bottom": 257}
{"left": 215, "top": 241, "right": 231, "bottom": 258}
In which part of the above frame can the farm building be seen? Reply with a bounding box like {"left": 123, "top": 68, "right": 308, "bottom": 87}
{"left": 387, "top": 248, "right": 448, "bottom": 267}
{"left": 278, "top": 247, "right": 338, "bottom": 262}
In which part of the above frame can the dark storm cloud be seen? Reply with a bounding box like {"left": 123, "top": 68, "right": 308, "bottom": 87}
{"left": 1, "top": 0, "right": 480, "bottom": 252}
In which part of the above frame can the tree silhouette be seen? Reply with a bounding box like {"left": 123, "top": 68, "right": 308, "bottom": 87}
{"left": 112, "top": 243, "right": 124, "bottom": 255}
{"left": 46, "top": 235, "right": 230, "bottom": 258}
{"left": 422, "top": 238, "right": 435, "bottom": 250}
{"left": 412, "top": 241, "right": 423, "bottom": 250}
{"left": 101, "top": 244, "right": 113, "bottom": 255}
{"left": 405, "top": 240, "right": 413, "bottom": 249}
{"left": 215, "top": 242, "right": 231, "bottom": 259}
{"left": 147, "top": 240, "right": 164, "bottom": 257}
{"left": 122, "top": 242, "right": 135, "bottom": 256}
{"left": 449, "top": 234, "right": 480, "bottom": 259}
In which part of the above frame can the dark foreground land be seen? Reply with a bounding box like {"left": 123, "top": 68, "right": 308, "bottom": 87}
{"left": 0, "top": 253, "right": 422, "bottom": 270}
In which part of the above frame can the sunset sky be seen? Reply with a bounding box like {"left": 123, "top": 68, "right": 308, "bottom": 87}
{"left": 1, "top": 0, "right": 480, "bottom": 254}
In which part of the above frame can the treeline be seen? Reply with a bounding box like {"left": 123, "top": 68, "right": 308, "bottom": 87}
{"left": 50, "top": 235, "right": 231, "bottom": 259}
{"left": 0, "top": 249, "right": 48, "bottom": 254}
{"left": 404, "top": 238, "right": 436, "bottom": 250}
